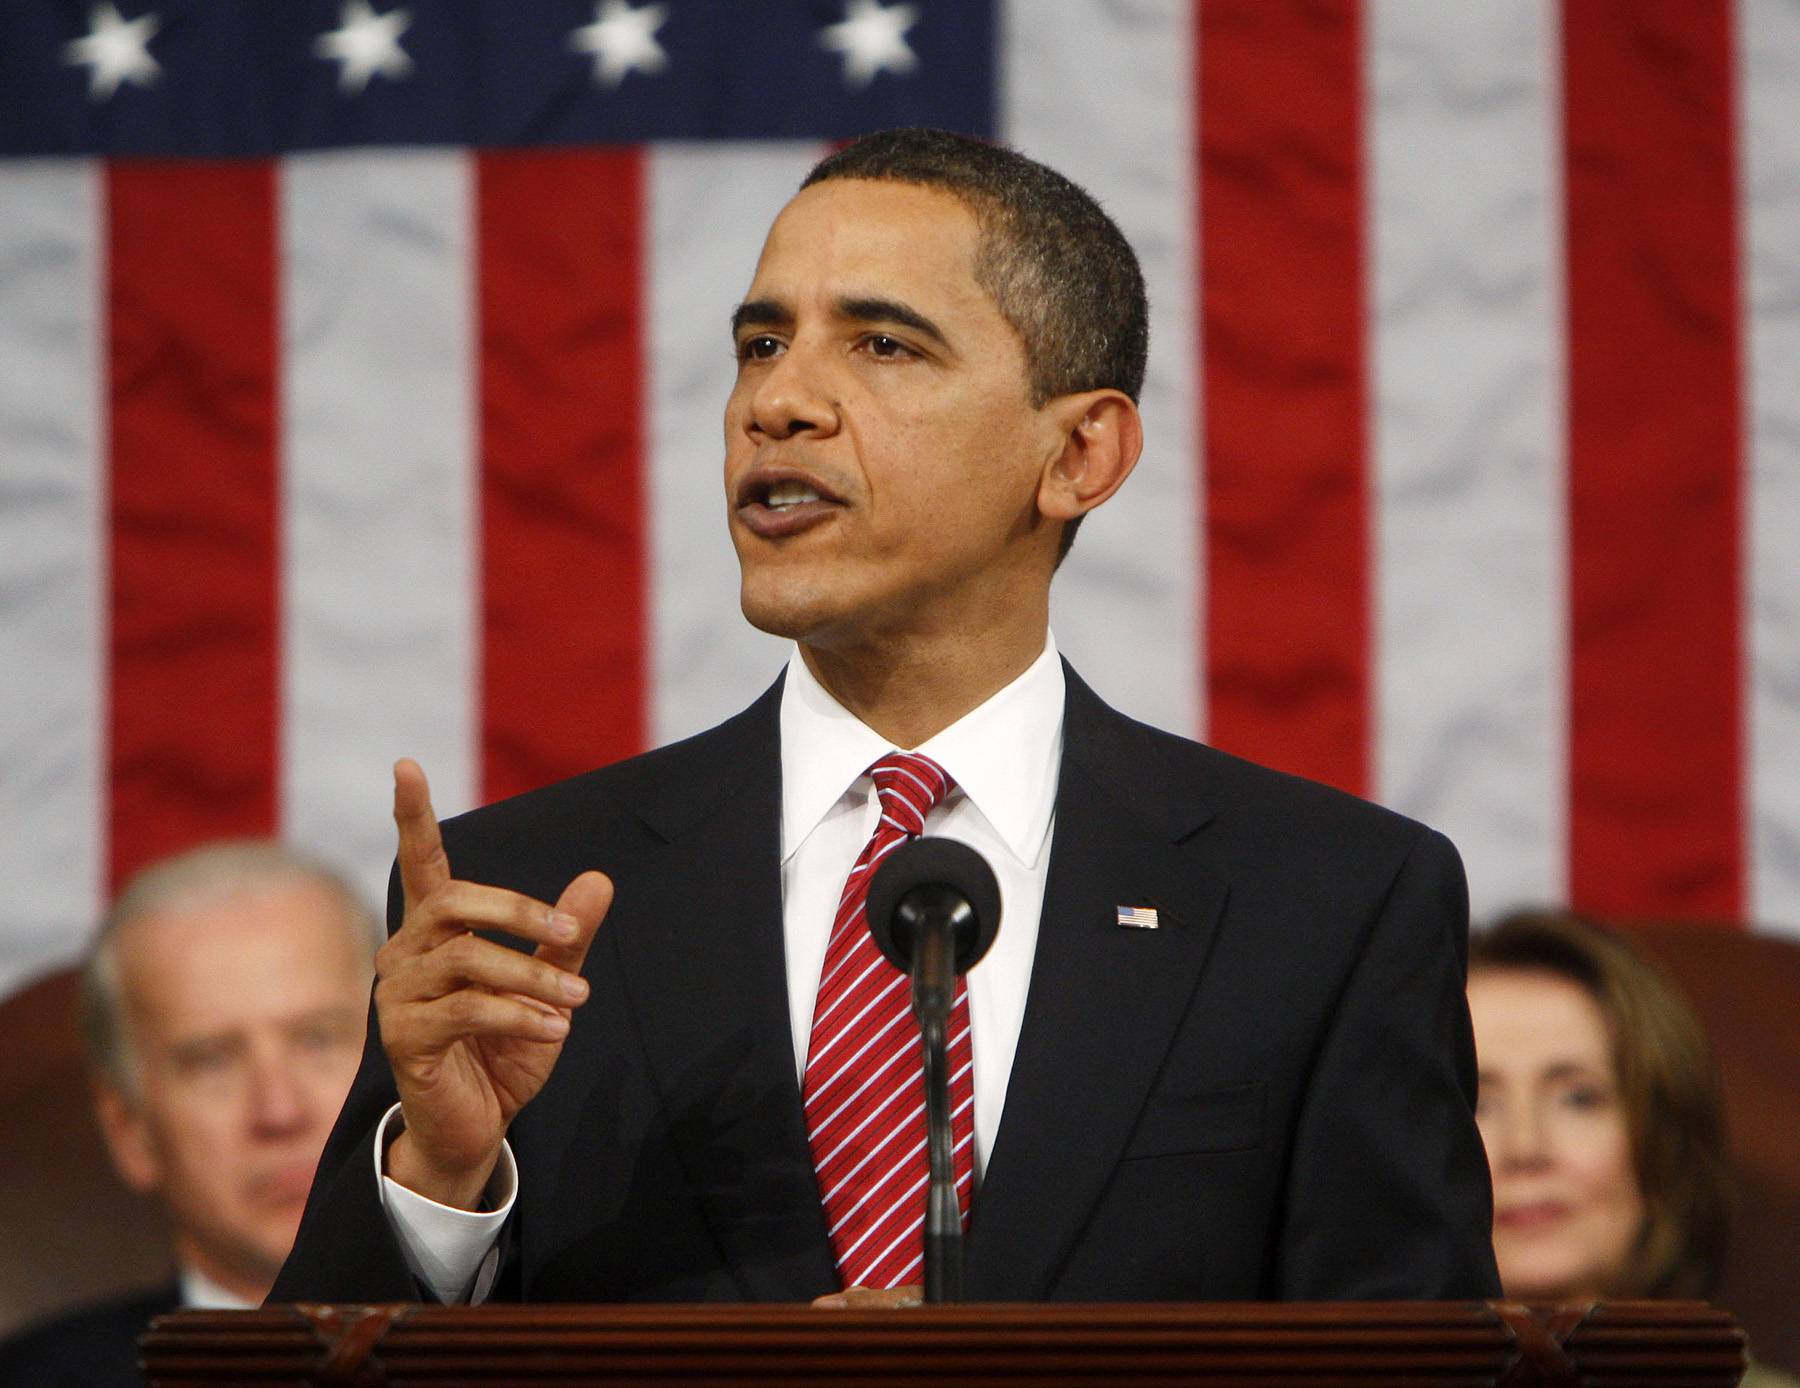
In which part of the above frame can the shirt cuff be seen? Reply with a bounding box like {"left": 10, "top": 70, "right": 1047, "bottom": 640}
{"left": 373, "top": 1103, "right": 516, "bottom": 1304}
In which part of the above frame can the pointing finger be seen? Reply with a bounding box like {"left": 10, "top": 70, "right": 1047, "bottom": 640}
{"left": 394, "top": 758, "right": 451, "bottom": 910}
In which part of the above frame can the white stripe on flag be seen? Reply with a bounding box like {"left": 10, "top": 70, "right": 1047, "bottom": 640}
{"left": 1369, "top": 0, "right": 1568, "bottom": 921}
{"left": 0, "top": 160, "right": 104, "bottom": 996}
{"left": 1742, "top": 0, "right": 1800, "bottom": 936}
{"left": 646, "top": 142, "right": 822, "bottom": 746}
{"left": 280, "top": 149, "right": 478, "bottom": 917}
{"left": 1002, "top": 0, "right": 1202, "bottom": 739}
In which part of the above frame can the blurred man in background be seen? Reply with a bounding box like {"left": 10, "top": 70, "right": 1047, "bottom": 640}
{"left": 0, "top": 842, "right": 376, "bottom": 1387}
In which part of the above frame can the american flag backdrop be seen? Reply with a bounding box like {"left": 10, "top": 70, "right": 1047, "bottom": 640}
{"left": 1, "top": 0, "right": 1797, "bottom": 1000}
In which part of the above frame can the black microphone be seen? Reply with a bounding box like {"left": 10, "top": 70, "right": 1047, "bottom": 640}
{"left": 865, "top": 835, "right": 1002, "bottom": 977}
{"left": 865, "top": 836, "right": 1001, "bottom": 1304}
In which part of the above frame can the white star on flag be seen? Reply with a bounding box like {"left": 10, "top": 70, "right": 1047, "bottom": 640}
{"left": 63, "top": 2, "right": 161, "bottom": 101}
{"left": 569, "top": 1, "right": 669, "bottom": 88}
{"left": 314, "top": 1, "right": 414, "bottom": 95}
{"left": 819, "top": 0, "right": 919, "bottom": 88}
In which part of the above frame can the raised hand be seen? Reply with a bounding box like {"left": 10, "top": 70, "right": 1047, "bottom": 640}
{"left": 376, "top": 758, "right": 611, "bottom": 1208}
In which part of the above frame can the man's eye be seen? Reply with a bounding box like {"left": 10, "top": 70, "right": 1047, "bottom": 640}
{"left": 174, "top": 1044, "right": 234, "bottom": 1075}
{"left": 294, "top": 1024, "right": 342, "bottom": 1053}
{"left": 864, "top": 334, "right": 910, "bottom": 359}
{"left": 737, "top": 335, "right": 782, "bottom": 362}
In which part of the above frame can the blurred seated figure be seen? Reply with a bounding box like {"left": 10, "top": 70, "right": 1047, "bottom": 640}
{"left": 0, "top": 842, "right": 376, "bottom": 1388}
{"left": 1468, "top": 911, "right": 1798, "bottom": 1388}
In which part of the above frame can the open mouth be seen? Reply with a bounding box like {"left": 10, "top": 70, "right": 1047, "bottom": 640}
{"left": 736, "top": 471, "right": 842, "bottom": 538}
{"left": 764, "top": 480, "right": 822, "bottom": 511}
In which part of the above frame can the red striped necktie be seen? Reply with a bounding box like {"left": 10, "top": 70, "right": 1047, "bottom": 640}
{"left": 802, "top": 750, "right": 975, "bottom": 1289}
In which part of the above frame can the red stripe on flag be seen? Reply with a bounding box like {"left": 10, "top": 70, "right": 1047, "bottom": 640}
{"left": 477, "top": 150, "right": 647, "bottom": 803}
{"left": 1561, "top": 0, "right": 1744, "bottom": 919}
{"left": 1197, "top": 0, "right": 1370, "bottom": 796}
{"left": 106, "top": 161, "right": 281, "bottom": 891}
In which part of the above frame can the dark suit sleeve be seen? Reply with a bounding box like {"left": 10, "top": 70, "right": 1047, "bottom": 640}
{"left": 1277, "top": 827, "right": 1500, "bottom": 1299}
{"left": 0, "top": 1286, "right": 179, "bottom": 1388}
{"left": 267, "top": 1111, "right": 425, "bottom": 1303}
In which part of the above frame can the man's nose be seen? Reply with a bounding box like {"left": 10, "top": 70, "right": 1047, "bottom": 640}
{"left": 245, "top": 1048, "right": 312, "bottom": 1135}
{"left": 748, "top": 342, "right": 840, "bottom": 440}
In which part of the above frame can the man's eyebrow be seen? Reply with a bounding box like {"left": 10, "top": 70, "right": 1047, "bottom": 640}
{"left": 835, "top": 296, "right": 950, "bottom": 349}
{"left": 728, "top": 294, "right": 953, "bottom": 352}
{"left": 730, "top": 298, "right": 789, "bottom": 339}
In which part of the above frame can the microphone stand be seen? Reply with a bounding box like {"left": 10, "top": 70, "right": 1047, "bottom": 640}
{"left": 909, "top": 902, "right": 964, "bottom": 1303}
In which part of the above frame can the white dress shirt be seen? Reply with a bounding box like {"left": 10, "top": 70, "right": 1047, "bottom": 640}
{"left": 179, "top": 1266, "right": 257, "bottom": 1311}
{"left": 378, "top": 637, "right": 1066, "bottom": 1301}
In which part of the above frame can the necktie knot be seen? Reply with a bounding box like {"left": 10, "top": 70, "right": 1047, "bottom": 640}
{"left": 869, "top": 751, "right": 955, "bottom": 837}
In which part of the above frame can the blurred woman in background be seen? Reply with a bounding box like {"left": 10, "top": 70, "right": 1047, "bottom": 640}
{"left": 1468, "top": 912, "right": 1795, "bottom": 1388}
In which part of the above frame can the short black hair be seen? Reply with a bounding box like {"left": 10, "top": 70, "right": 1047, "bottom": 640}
{"left": 802, "top": 128, "right": 1148, "bottom": 561}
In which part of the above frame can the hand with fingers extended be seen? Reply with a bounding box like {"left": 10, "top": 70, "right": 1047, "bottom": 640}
{"left": 377, "top": 758, "right": 612, "bottom": 1210}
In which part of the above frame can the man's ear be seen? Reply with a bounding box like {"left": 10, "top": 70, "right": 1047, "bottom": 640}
{"left": 1036, "top": 389, "right": 1143, "bottom": 524}
{"left": 94, "top": 1081, "right": 162, "bottom": 1195}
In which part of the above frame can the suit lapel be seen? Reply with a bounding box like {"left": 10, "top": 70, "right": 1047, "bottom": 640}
{"left": 608, "top": 676, "right": 839, "bottom": 1301}
{"left": 966, "top": 668, "right": 1226, "bottom": 1299}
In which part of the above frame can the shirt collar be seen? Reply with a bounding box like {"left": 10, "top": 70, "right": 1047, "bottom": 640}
{"left": 178, "top": 1264, "right": 258, "bottom": 1311}
{"left": 779, "top": 635, "right": 1065, "bottom": 869}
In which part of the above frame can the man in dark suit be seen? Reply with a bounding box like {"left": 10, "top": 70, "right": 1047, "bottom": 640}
{"left": 273, "top": 128, "right": 1498, "bottom": 1308}
{"left": 0, "top": 841, "right": 375, "bottom": 1385}
{"left": 0, "top": 1287, "right": 179, "bottom": 1388}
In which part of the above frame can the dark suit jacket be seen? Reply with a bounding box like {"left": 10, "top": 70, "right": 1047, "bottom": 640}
{"left": 0, "top": 1284, "right": 179, "bottom": 1388}
{"left": 273, "top": 664, "right": 1499, "bottom": 1304}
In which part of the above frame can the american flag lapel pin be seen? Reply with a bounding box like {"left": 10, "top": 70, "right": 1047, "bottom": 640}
{"left": 1116, "top": 903, "right": 1160, "bottom": 930}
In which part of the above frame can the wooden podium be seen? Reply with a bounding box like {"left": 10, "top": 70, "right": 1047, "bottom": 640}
{"left": 140, "top": 1300, "right": 1745, "bottom": 1386}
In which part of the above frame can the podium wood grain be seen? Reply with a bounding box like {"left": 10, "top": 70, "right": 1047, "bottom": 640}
{"left": 139, "top": 1300, "right": 1746, "bottom": 1387}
